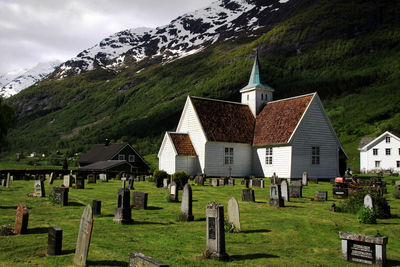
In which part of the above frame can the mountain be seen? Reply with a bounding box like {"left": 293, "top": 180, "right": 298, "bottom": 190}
{"left": 0, "top": 60, "right": 61, "bottom": 98}
{"left": 5, "top": 0, "right": 400, "bottom": 171}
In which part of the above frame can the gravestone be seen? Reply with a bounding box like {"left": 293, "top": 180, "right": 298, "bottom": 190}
{"left": 241, "top": 188, "right": 255, "bottom": 202}
{"left": 163, "top": 178, "right": 169, "bottom": 188}
{"left": 315, "top": 191, "right": 328, "bottom": 201}
{"left": 6, "top": 172, "right": 10, "bottom": 188}
{"left": 364, "top": 194, "right": 374, "bottom": 210}
{"left": 87, "top": 174, "right": 96, "bottom": 184}
{"left": 195, "top": 176, "right": 204, "bottom": 186}
{"left": 228, "top": 178, "right": 235, "bottom": 186}
{"left": 333, "top": 187, "right": 348, "bottom": 198}
{"left": 1, "top": 179, "right": 6, "bottom": 187}
{"left": 269, "top": 184, "right": 284, "bottom": 207}
{"left": 14, "top": 203, "right": 29, "bottom": 235}
{"left": 395, "top": 180, "right": 400, "bottom": 186}
{"left": 114, "top": 188, "right": 132, "bottom": 224}
{"left": 280, "top": 180, "right": 290, "bottom": 202}
{"left": 75, "top": 176, "right": 85, "bottom": 189}
{"left": 99, "top": 173, "right": 108, "bottom": 182}
{"left": 206, "top": 201, "right": 228, "bottom": 260}
{"left": 227, "top": 197, "right": 240, "bottom": 232}
{"left": 169, "top": 181, "right": 178, "bottom": 202}
{"left": 48, "top": 172, "right": 55, "bottom": 185}
{"left": 121, "top": 177, "right": 127, "bottom": 188}
{"left": 52, "top": 187, "right": 69, "bottom": 206}
{"left": 241, "top": 179, "right": 250, "bottom": 188}
{"left": 181, "top": 184, "right": 194, "bottom": 221}
{"left": 219, "top": 177, "right": 227, "bottom": 186}
{"left": 302, "top": 171, "right": 308, "bottom": 186}
{"left": 128, "top": 178, "right": 134, "bottom": 190}
{"left": 74, "top": 205, "right": 94, "bottom": 267}
{"left": 63, "top": 175, "right": 72, "bottom": 187}
{"left": 271, "top": 173, "right": 278, "bottom": 184}
{"left": 92, "top": 200, "right": 101, "bottom": 215}
{"left": 339, "top": 231, "right": 388, "bottom": 265}
{"left": 132, "top": 192, "right": 148, "bottom": 210}
{"left": 34, "top": 180, "right": 45, "bottom": 197}
{"left": 211, "top": 178, "right": 219, "bottom": 187}
{"left": 289, "top": 185, "right": 303, "bottom": 198}
{"left": 291, "top": 180, "right": 302, "bottom": 186}
{"left": 129, "top": 252, "right": 169, "bottom": 267}
{"left": 47, "top": 227, "right": 62, "bottom": 256}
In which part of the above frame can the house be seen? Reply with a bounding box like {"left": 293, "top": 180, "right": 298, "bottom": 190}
{"left": 359, "top": 131, "right": 400, "bottom": 173}
{"left": 158, "top": 53, "right": 346, "bottom": 178}
{"left": 77, "top": 141, "right": 149, "bottom": 174}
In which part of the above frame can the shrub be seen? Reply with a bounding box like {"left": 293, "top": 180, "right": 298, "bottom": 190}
{"left": 393, "top": 186, "right": 400, "bottom": 199}
{"left": 153, "top": 170, "right": 168, "bottom": 187}
{"left": 356, "top": 207, "right": 376, "bottom": 224}
{"left": 172, "top": 171, "right": 189, "bottom": 189}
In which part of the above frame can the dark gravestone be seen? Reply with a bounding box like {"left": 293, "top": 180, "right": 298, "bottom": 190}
{"left": 14, "top": 203, "right": 29, "bottom": 235}
{"left": 74, "top": 205, "right": 94, "bottom": 267}
{"left": 47, "top": 227, "right": 62, "bottom": 256}
{"left": 241, "top": 179, "right": 249, "bottom": 188}
{"left": 181, "top": 184, "right": 194, "bottom": 221}
{"left": 114, "top": 188, "right": 132, "bottom": 224}
{"left": 315, "top": 191, "right": 328, "bottom": 201}
{"left": 53, "top": 187, "right": 69, "bottom": 206}
{"left": 169, "top": 181, "right": 178, "bottom": 202}
{"left": 129, "top": 252, "right": 169, "bottom": 267}
{"left": 206, "top": 201, "right": 228, "bottom": 260}
{"left": 75, "top": 177, "right": 85, "bottom": 189}
{"left": 48, "top": 172, "right": 55, "bottom": 185}
{"left": 87, "top": 174, "right": 96, "bottom": 184}
{"left": 92, "top": 200, "right": 101, "bottom": 215}
{"left": 132, "top": 192, "right": 148, "bottom": 210}
{"left": 219, "top": 177, "right": 228, "bottom": 186}
{"left": 241, "top": 188, "right": 255, "bottom": 202}
{"left": 289, "top": 185, "right": 303, "bottom": 198}
{"left": 128, "top": 178, "right": 134, "bottom": 190}
{"left": 269, "top": 184, "right": 284, "bottom": 207}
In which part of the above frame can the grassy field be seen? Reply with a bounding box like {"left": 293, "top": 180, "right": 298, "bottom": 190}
{"left": 0, "top": 177, "right": 399, "bottom": 267}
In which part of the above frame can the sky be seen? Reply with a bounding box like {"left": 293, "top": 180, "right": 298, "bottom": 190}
{"left": 0, "top": 0, "right": 214, "bottom": 74}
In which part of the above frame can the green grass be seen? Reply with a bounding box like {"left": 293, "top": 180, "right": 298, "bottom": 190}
{"left": 1, "top": 177, "right": 400, "bottom": 266}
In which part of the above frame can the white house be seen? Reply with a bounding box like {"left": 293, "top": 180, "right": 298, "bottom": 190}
{"left": 158, "top": 53, "right": 347, "bottom": 178}
{"left": 359, "top": 131, "right": 400, "bottom": 173}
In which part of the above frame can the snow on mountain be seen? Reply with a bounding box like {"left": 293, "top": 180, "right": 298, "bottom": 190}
{"left": 55, "top": 0, "right": 293, "bottom": 78}
{"left": 0, "top": 60, "right": 61, "bottom": 98}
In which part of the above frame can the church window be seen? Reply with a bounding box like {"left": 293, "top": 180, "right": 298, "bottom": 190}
{"left": 312, "top": 146, "right": 320, "bottom": 165}
{"left": 266, "top": 147, "right": 273, "bottom": 165}
{"left": 224, "top": 147, "right": 234, "bottom": 165}
{"left": 261, "top": 94, "right": 264, "bottom": 100}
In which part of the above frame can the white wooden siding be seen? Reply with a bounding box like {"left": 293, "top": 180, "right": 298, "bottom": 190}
{"left": 204, "top": 142, "right": 252, "bottom": 177}
{"left": 253, "top": 146, "right": 292, "bottom": 178}
{"left": 290, "top": 96, "right": 340, "bottom": 178}
{"left": 158, "top": 134, "right": 176, "bottom": 174}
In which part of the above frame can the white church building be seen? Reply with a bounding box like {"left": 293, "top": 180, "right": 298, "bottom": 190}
{"left": 158, "top": 53, "right": 347, "bottom": 178}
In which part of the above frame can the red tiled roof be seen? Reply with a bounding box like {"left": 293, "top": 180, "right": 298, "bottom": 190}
{"left": 253, "top": 94, "right": 314, "bottom": 146}
{"left": 190, "top": 97, "right": 255, "bottom": 144}
{"left": 169, "top": 133, "right": 197, "bottom": 156}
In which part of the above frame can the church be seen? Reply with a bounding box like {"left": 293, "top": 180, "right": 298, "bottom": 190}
{"left": 158, "top": 53, "right": 347, "bottom": 179}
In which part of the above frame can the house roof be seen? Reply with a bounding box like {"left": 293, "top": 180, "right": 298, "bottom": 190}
{"left": 190, "top": 96, "right": 255, "bottom": 144}
{"left": 253, "top": 93, "right": 314, "bottom": 146}
{"left": 358, "top": 131, "right": 400, "bottom": 150}
{"left": 78, "top": 160, "right": 133, "bottom": 171}
{"left": 169, "top": 133, "right": 197, "bottom": 156}
{"left": 240, "top": 51, "right": 274, "bottom": 92}
{"left": 358, "top": 137, "right": 374, "bottom": 149}
{"left": 77, "top": 142, "right": 129, "bottom": 164}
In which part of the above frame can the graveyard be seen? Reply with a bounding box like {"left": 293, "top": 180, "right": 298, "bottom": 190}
{"left": 0, "top": 176, "right": 399, "bottom": 266}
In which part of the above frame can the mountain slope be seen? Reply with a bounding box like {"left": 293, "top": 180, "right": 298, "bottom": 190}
{"left": 6, "top": 0, "right": 400, "bottom": 171}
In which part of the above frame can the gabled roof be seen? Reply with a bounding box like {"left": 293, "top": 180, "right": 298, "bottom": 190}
{"left": 358, "top": 131, "right": 400, "bottom": 151}
{"left": 358, "top": 137, "right": 374, "bottom": 149}
{"left": 190, "top": 96, "right": 255, "bottom": 144}
{"left": 169, "top": 133, "right": 197, "bottom": 156}
{"left": 240, "top": 51, "right": 274, "bottom": 92}
{"left": 253, "top": 93, "right": 314, "bottom": 146}
{"left": 78, "top": 160, "right": 133, "bottom": 171}
{"left": 77, "top": 142, "right": 129, "bottom": 164}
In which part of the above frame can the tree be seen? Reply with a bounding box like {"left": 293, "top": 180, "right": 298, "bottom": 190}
{"left": 0, "top": 98, "right": 14, "bottom": 146}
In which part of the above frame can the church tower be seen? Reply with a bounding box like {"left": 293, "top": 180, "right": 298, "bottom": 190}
{"left": 240, "top": 51, "right": 274, "bottom": 117}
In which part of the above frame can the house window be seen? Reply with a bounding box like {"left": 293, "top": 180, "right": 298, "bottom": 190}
{"left": 386, "top": 148, "right": 391, "bottom": 155}
{"left": 261, "top": 94, "right": 264, "bottom": 100}
{"left": 386, "top": 136, "right": 390, "bottom": 143}
{"left": 373, "top": 149, "right": 378, "bottom": 155}
{"left": 128, "top": 155, "right": 135, "bottom": 162}
{"left": 375, "top": 161, "right": 380, "bottom": 168}
{"left": 397, "top": 161, "right": 400, "bottom": 168}
{"left": 118, "top": 154, "right": 125, "bottom": 160}
{"left": 224, "top": 147, "right": 234, "bottom": 165}
{"left": 265, "top": 147, "right": 273, "bottom": 165}
{"left": 312, "top": 146, "right": 320, "bottom": 165}
{"left": 398, "top": 148, "right": 400, "bottom": 155}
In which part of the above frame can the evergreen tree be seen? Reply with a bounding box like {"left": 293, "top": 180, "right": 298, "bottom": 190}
{"left": 0, "top": 98, "right": 14, "bottom": 146}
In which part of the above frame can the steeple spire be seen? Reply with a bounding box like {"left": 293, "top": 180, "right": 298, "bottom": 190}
{"left": 241, "top": 50, "right": 274, "bottom": 91}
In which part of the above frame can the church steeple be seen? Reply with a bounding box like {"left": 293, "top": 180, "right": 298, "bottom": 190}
{"left": 240, "top": 50, "right": 274, "bottom": 117}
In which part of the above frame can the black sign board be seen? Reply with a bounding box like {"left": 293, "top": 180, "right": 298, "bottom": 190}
{"left": 348, "top": 240, "right": 375, "bottom": 265}
{"left": 208, "top": 217, "right": 216, "bottom": 240}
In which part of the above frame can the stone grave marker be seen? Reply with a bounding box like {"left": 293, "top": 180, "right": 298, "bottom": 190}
{"left": 163, "top": 178, "right": 169, "bottom": 188}
{"left": 315, "top": 191, "right": 328, "bottom": 201}
{"left": 280, "top": 180, "right": 290, "bottom": 202}
{"left": 302, "top": 171, "right": 308, "bottom": 186}
{"left": 128, "top": 178, "right": 134, "bottom": 190}
{"left": 1, "top": 179, "right": 6, "bottom": 187}
{"left": 227, "top": 197, "right": 240, "bottom": 232}
{"left": 180, "top": 184, "right": 194, "bottom": 221}
{"left": 395, "top": 180, "right": 400, "bottom": 186}
{"left": 87, "top": 174, "right": 96, "bottom": 184}
{"left": 206, "top": 201, "right": 228, "bottom": 260}
{"left": 211, "top": 178, "right": 219, "bottom": 187}
{"left": 52, "top": 187, "right": 69, "bottom": 206}
{"left": 170, "top": 181, "right": 178, "bottom": 202}
{"left": 195, "top": 176, "right": 204, "bottom": 186}
{"left": 364, "top": 194, "right": 374, "bottom": 210}
{"left": 271, "top": 173, "right": 278, "bottom": 184}
{"left": 34, "top": 180, "right": 45, "bottom": 197}
{"left": 241, "top": 188, "right": 255, "bottom": 202}
{"left": 75, "top": 176, "right": 85, "bottom": 189}
{"left": 291, "top": 180, "right": 302, "bottom": 186}
{"left": 218, "top": 177, "right": 227, "bottom": 186}
{"left": 47, "top": 227, "right": 62, "bottom": 256}
{"left": 289, "top": 185, "right": 303, "bottom": 198}
{"left": 73, "top": 205, "right": 94, "bottom": 267}
{"left": 99, "top": 173, "right": 108, "bottom": 182}
{"left": 339, "top": 231, "right": 388, "bottom": 265}
{"left": 228, "top": 178, "right": 235, "bottom": 186}
{"left": 92, "top": 200, "right": 101, "bottom": 215}
{"left": 48, "top": 172, "right": 55, "bottom": 185}
{"left": 6, "top": 172, "right": 10, "bottom": 188}
{"left": 129, "top": 252, "right": 169, "bottom": 267}
{"left": 114, "top": 188, "right": 132, "bottom": 224}
{"left": 14, "top": 203, "right": 29, "bottom": 235}
{"left": 121, "top": 177, "right": 127, "bottom": 188}
{"left": 63, "top": 175, "right": 72, "bottom": 187}
{"left": 132, "top": 192, "right": 148, "bottom": 210}
{"left": 269, "top": 184, "right": 284, "bottom": 207}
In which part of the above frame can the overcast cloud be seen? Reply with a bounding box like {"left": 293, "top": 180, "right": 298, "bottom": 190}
{"left": 0, "top": 0, "right": 214, "bottom": 74}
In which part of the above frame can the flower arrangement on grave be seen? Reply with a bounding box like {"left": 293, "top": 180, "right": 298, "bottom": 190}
{"left": 0, "top": 224, "right": 15, "bottom": 236}
{"left": 315, "top": 195, "right": 321, "bottom": 202}
{"left": 290, "top": 192, "right": 297, "bottom": 198}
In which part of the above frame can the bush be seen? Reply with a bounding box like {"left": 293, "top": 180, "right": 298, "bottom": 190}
{"left": 393, "top": 186, "right": 400, "bottom": 199}
{"left": 356, "top": 207, "right": 376, "bottom": 224}
{"left": 153, "top": 170, "right": 168, "bottom": 187}
{"left": 172, "top": 171, "right": 189, "bottom": 189}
